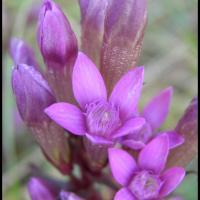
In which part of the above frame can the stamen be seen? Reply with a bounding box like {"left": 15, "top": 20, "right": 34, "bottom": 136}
{"left": 129, "top": 171, "right": 161, "bottom": 200}
{"left": 85, "top": 100, "right": 121, "bottom": 138}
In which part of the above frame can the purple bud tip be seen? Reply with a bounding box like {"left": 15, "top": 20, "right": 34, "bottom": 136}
{"left": 11, "top": 64, "right": 55, "bottom": 126}
{"left": 9, "top": 38, "right": 39, "bottom": 68}
{"left": 44, "top": 0, "right": 52, "bottom": 11}
{"left": 27, "top": 177, "right": 56, "bottom": 200}
{"left": 37, "top": 0, "right": 78, "bottom": 69}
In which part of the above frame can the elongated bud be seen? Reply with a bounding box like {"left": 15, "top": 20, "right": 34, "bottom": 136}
{"left": 12, "top": 64, "right": 71, "bottom": 174}
{"left": 37, "top": 0, "right": 78, "bottom": 102}
{"left": 12, "top": 64, "right": 55, "bottom": 126}
{"left": 28, "top": 177, "right": 59, "bottom": 200}
{"left": 59, "top": 190, "right": 84, "bottom": 200}
{"left": 100, "top": 0, "right": 147, "bottom": 93}
{"left": 79, "top": 0, "right": 108, "bottom": 67}
{"left": 37, "top": 0, "right": 77, "bottom": 69}
{"left": 166, "top": 97, "right": 198, "bottom": 168}
{"left": 10, "top": 38, "right": 39, "bottom": 70}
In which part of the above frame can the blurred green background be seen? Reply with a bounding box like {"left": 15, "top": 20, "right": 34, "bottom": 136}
{"left": 2, "top": 0, "right": 197, "bottom": 199}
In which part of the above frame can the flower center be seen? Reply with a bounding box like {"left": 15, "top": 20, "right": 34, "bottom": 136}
{"left": 85, "top": 100, "right": 121, "bottom": 138}
{"left": 129, "top": 171, "right": 161, "bottom": 200}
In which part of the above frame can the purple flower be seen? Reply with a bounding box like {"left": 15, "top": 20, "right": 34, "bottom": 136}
{"left": 121, "top": 87, "right": 184, "bottom": 150}
{"left": 45, "top": 52, "right": 145, "bottom": 145}
{"left": 45, "top": 52, "right": 145, "bottom": 170}
{"left": 108, "top": 134, "right": 185, "bottom": 200}
{"left": 28, "top": 177, "right": 59, "bottom": 200}
{"left": 37, "top": 0, "right": 77, "bottom": 69}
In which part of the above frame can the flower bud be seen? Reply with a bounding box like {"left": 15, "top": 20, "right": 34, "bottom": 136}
{"left": 37, "top": 0, "right": 78, "bottom": 102}
{"left": 100, "top": 0, "right": 147, "bottom": 93}
{"left": 27, "top": 177, "right": 59, "bottom": 200}
{"left": 166, "top": 97, "right": 198, "bottom": 168}
{"left": 37, "top": 0, "right": 78, "bottom": 69}
{"left": 11, "top": 64, "right": 55, "bottom": 126}
{"left": 10, "top": 38, "right": 39, "bottom": 69}
{"left": 79, "top": 0, "right": 108, "bottom": 67}
{"left": 12, "top": 64, "right": 71, "bottom": 174}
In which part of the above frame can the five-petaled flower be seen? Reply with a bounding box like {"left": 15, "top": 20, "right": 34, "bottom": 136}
{"left": 120, "top": 87, "right": 184, "bottom": 150}
{"left": 45, "top": 52, "right": 146, "bottom": 145}
{"left": 108, "top": 134, "right": 185, "bottom": 200}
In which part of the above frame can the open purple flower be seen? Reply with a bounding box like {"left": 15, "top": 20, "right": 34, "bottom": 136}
{"left": 45, "top": 52, "right": 145, "bottom": 145}
{"left": 108, "top": 134, "right": 185, "bottom": 200}
{"left": 120, "top": 87, "right": 184, "bottom": 150}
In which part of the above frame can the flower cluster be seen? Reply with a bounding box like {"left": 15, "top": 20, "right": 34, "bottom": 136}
{"left": 10, "top": 0, "right": 197, "bottom": 199}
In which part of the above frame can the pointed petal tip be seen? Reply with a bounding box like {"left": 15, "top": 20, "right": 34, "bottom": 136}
{"left": 138, "top": 133, "right": 169, "bottom": 174}
{"left": 159, "top": 167, "right": 185, "bottom": 197}
{"left": 108, "top": 148, "right": 137, "bottom": 186}
{"left": 73, "top": 51, "right": 107, "bottom": 109}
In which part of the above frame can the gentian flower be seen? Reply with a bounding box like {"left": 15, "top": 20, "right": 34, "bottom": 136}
{"left": 12, "top": 64, "right": 71, "bottom": 174}
{"left": 108, "top": 134, "right": 185, "bottom": 200}
{"left": 121, "top": 87, "right": 184, "bottom": 150}
{"left": 45, "top": 52, "right": 146, "bottom": 170}
{"left": 37, "top": 0, "right": 78, "bottom": 102}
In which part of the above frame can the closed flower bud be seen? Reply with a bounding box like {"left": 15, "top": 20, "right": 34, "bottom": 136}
{"left": 79, "top": 0, "right": 108, "bottom": 67}
{"left": 12, "top": 64, "right": 71, "bottom": 174}
{"left": 166, "top": 97, "right": 198, "bottom": 168}
{"left": 10, "top": 38, "right": 39, "bottom": 69}
{"left": 100, "top": 0, "right": 147, "bottom": 93}
{"left": 37, "top": 0, "right": 78, "bottom": 102}
{"left": 27, "top": 177, "right": 59, "bottom": 200}
{"left": 37, "top": 0, "right": 77, "bottom": 69}
{"left": 11, "top": 64, "right": 55, "bottom": 126}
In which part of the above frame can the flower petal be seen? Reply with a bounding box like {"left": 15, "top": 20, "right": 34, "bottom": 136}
{"left": 138, "top": 134, "right": 169, "bottom": 174}
{"left": 142, "top": 87, "right": 173, "bottom": 130}
{"left": 159, "top": 167, "right": 185, "bottom": 197}
{"left": 45, "top": 103, "right": 86, "bottom": 135}
{"left": 85, "top": 133, "right": 113, "bottom": 145}
{"left": 121, "top": 139, "right": 145, "bottom": 150}
{"left": 109, "top": 67, "right": 144, "bottom": 121}
{"left": 108, "top": 148, "right": 137, "bottom": 186}
{"left": 72, "top": 52, "right": 107, "bottom": 109}
{"left": 161, "top": 131, "right": 185, "bottom": 149}
{"left": 114, "top": 188, "right": 135, "bottom": 200}
{"left": 113, "top": 117, "right": 146, "bottom": 139}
